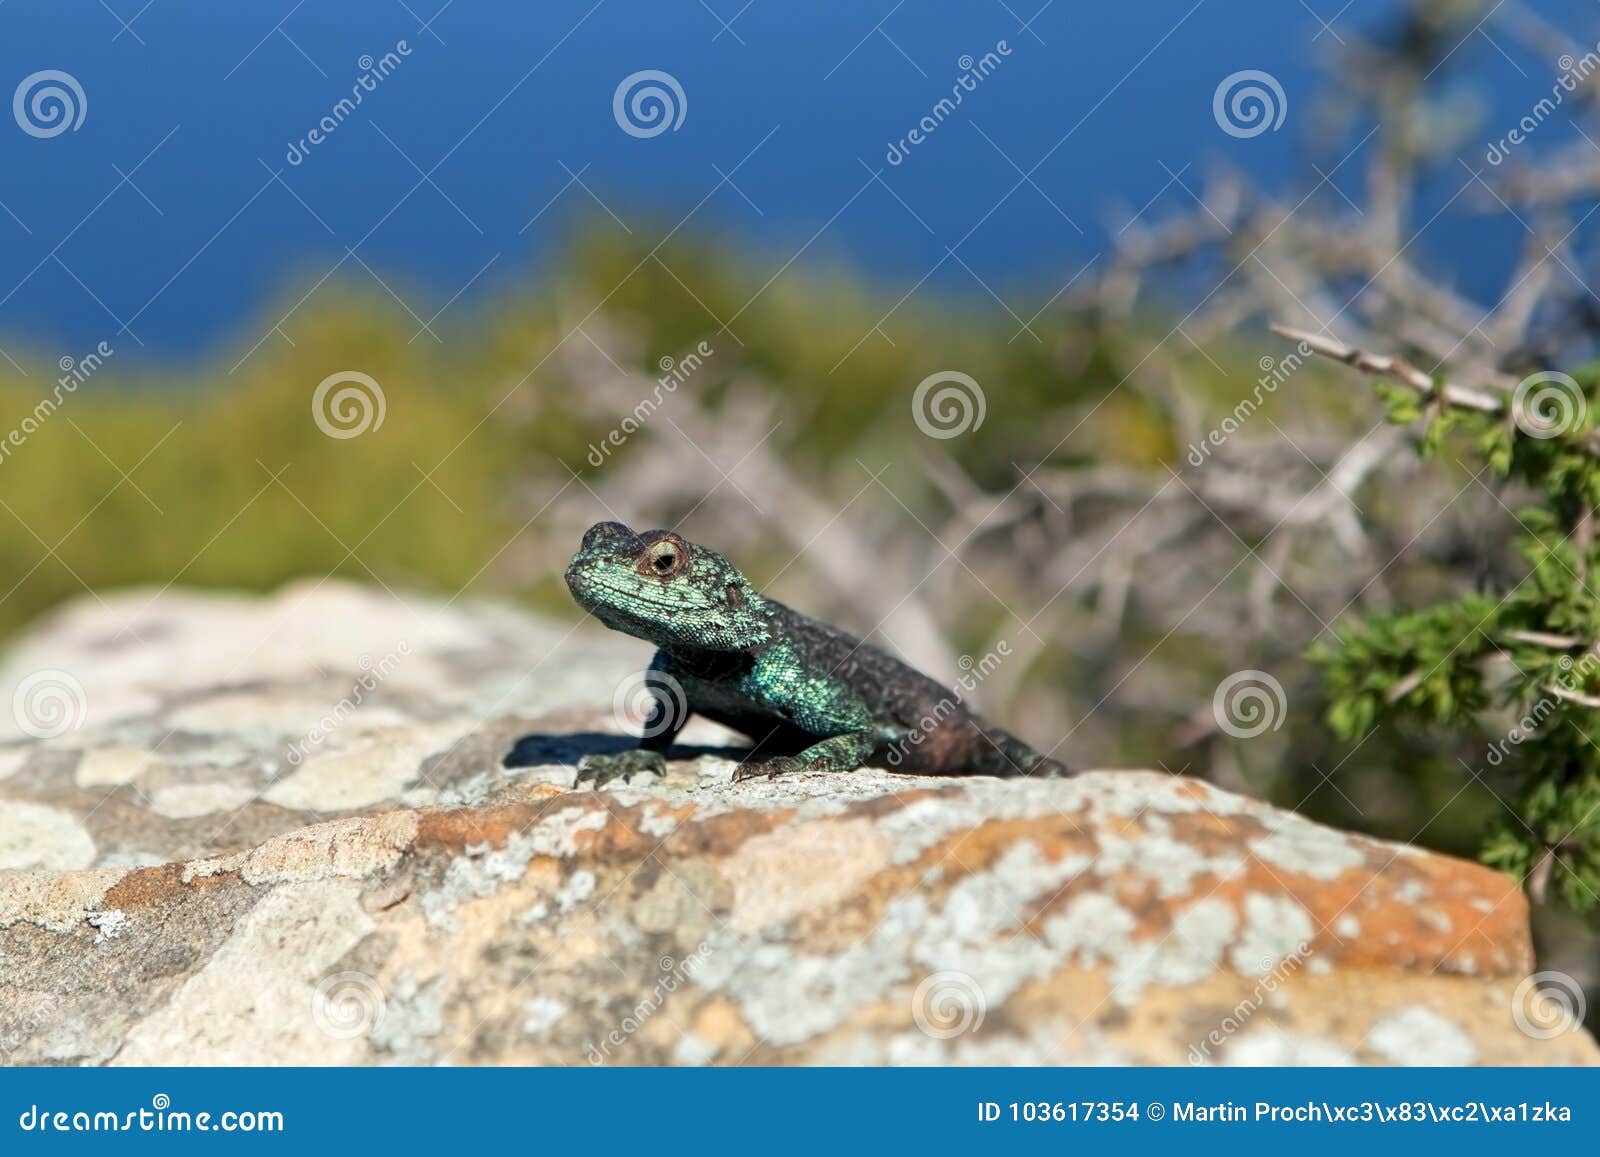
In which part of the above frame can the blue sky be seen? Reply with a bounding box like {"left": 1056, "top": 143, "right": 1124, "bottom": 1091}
{"left": 0, "top": 0, "right": 1588, "bottom": 365}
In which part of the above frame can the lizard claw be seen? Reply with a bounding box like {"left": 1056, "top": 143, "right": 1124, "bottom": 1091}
{"left": 577, "top": 749, "right": 666, "bottom": 788}
{"left": 732, "top": 755, "right": 809, "bottom": 783}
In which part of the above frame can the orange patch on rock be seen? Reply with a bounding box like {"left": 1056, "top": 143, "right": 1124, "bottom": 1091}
{"left": 106, "top": 862, "right": 226, "bottom": 909}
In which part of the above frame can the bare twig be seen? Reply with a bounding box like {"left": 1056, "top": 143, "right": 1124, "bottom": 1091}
{"left": 1504, "top": 629, "right": 1586, "bottom": 649}
{"left": 1270, "top": 324, "right": 1504, "bottom": 412}
{"left": 1545, "top": 684, "right": 1600, "bottom": 709}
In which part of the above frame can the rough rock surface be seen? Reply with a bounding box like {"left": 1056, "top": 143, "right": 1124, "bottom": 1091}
{"left": 0, "top": 581, "right": 1593, "bottom": 1066}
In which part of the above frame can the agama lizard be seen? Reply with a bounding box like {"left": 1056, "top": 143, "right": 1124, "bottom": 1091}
{"left": 564, "top": 521, "right": 1072, "bottom": 783}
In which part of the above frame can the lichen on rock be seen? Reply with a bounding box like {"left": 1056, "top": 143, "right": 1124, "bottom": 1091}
{"left": 0, "top": 583, "right": 1593, "bottom": 1066}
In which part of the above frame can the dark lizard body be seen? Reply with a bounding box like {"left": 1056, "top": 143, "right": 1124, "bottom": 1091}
{"left": 564, "top": 521, "right": 1071, "bottom": 783}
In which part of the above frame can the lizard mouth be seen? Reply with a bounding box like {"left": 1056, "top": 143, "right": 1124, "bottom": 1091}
{"left": 583, "top": 578, "right": 696, "bottom": 614}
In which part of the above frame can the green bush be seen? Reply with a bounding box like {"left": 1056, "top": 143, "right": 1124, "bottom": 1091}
{"left": 1313, "top": 371, "right": 1600, "bottom": 910}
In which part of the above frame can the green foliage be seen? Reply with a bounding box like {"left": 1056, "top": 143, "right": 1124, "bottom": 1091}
{"left": 1313, "top": 368, "right": 1600, "bottom": 910}
{"left": 0, "top": 292, "right": 522, "bottom": 635}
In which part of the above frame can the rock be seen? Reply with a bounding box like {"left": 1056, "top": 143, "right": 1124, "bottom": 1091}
{"left": 0, "top": 582, "right": 1593, "bottom": 1066}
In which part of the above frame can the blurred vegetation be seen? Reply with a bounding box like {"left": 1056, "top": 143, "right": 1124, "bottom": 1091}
{"left": 0, "top": 227, "right": 1182, "bottom": 636}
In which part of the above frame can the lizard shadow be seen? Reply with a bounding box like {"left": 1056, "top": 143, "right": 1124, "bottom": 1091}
{"left": 502, "top": 731, "right": 771, "bottom": 770}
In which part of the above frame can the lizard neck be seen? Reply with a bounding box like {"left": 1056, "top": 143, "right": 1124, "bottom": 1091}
{"left": 658, "top": 641, "right": 758, "bottom": 681}
{"left": 655, "top": 593, "right": 780, "bottom": 675}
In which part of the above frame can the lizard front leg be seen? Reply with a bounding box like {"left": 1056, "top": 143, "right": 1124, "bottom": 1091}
{"left": 733, "top": 728, "right": 877, "bottom": 782}
{"left": 578, "top": 664, "right": 688, "bottom": 787}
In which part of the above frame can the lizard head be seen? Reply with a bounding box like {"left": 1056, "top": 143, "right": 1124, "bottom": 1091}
{"left": 565, "top": 521, "right": 770, "bottom": 651}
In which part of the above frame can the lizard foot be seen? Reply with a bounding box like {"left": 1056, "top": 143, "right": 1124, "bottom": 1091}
{"left": 576, "top": 749, "right": 666, "bottom": 788}
{"left": 731, "top": 755, "right": 811, "bottom": 783}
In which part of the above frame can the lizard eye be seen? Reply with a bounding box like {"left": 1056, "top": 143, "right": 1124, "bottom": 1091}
{"left": 725, "top": 582, "right": 744, "bottom": 609}
{"left": 642, "top": 538, "right": 685, "bottom": 578}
